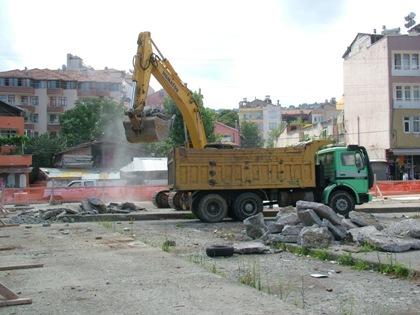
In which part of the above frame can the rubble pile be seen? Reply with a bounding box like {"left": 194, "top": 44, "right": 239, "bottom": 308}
{"left": 3, "top": 197, "right": 145, "bottom": 225}
{"left": 243, "top": 200, "right": 420, "bottom": 253}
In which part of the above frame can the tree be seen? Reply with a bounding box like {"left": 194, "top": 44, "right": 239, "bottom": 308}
{"left": 266, "top": 122, "right": 286, "bottom": 148}
{"left": 60, "top": 97, "right": 125, "bottom": 147}
{"left": 217, "top": 109, "right": 239, "bottom": 128}
{"left": 240, "top": 120, "right": 264, "bottom": 148}
{"left": 26, "top": 134, "right": 65, "bottom": 182}
{"left": 163, "top": 91, "right": 216, "bottom": 148}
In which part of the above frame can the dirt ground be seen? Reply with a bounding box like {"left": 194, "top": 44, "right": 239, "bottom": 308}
{"left": 1, "top": 210, "right": 419, "bottom": 315}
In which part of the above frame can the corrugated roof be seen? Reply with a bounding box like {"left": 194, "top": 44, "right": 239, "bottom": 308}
{"left": 120, "top": 158, "right": 167, "bottom": 172}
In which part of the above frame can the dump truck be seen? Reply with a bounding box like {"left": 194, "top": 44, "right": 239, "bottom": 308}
{"left": 123, "top": 32, "right": 373, "bottom": 222}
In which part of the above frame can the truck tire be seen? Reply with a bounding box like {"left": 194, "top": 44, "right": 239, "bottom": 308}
{"left": 190, "top": 195, "right": 202, "bottom": 220}
{"left": 152, "top": 190, "right": 170, "bottom": 208}
{"left": 205, "top": 245, "right": 234, "bottom": 257}
{"left": 196, "top": 194, "right": 228, "bottom": 223}
{"left": 168, "top": 192, "right": 183, "bottom": 211}
{"left": 329, "top": 191, "right": 354, "bottom": 217}
{"left": 233, "top": 192, "right": 263, "bottom": 221}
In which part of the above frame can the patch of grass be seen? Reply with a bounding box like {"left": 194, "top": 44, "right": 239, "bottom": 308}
{"left": 353, "top": 259, "right": 371, "bottom": 271}
{"left": 311, "top": 249, "right": 333, "bottom": 261}
{"left": 337, "top": 253, "right": 355, "bottom": 266}
{"left": 238, "top": 260, "right": 263, "bottom": 291}
{"left": 185, "top": 212, "right": 196, "bottom": 219}
{"left": 358, "top": 242, "right": 377, "bottom": 252}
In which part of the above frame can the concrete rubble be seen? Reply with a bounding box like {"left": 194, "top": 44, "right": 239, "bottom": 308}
{"left": 3, "top": 197, "right": 145, "bottom": 225}
{"left": 243, "top": 201, "right": 420, "bottom": 253}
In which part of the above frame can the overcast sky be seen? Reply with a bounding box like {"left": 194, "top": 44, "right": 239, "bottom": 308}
{"left": 0, "top": 0, "right": 418, "bottom": 109}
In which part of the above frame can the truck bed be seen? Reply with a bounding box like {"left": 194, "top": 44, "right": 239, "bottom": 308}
{"left": 168, "top": 141, "right": 329, "bottom": 191}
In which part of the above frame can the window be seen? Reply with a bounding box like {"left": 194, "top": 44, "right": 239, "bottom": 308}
{"left": 79, "top": 82, "right": 90, "bottom": 91}
{"left": 268, "top": 111, "right": 277, "bottom": 119}
{"left": 396, "top": 86, "right": 402, "bottom": 100}
{"left": 48, "top": 81, "right": 58, "bottom": 88}
{"left": 8, "top": 95, "right": 15, "bottom": 105}
{"left": 0, "top": 78, "right": 5, "bottom": 86}
{"left": 110, "top": 83, "right": 121, "bottom": 91}
{"left": 50, "top": 114, "right": 59, "bottom": 123}
{"left": 394, "top": 54, "right": 401, "bottom": 70}
{"left": 33, "top": 114, "right": 39, "bottom": 123}
{"left": 66, "top": 81, "right": 76, "bottom": 89}
{"left": 269, "top": 123, "right": 277, "bottom": 130}
{"left": 0, "top": 95, "right": 6, "bottom": 102}
{"left": 50, "top": 97, "right": 57, "bottom": 106}
{"left": 33, "top": 80, "right": 46, "bottom": 88}
{"left": 0, "top": 130, "right": 17, "bottom": 137}
{"left": 21, "top": 96, "right": 28, "bottom": 105}
{"left": 30, "top": 96, "right": 38, "bottom": 105}
{"left": 414, "top": 117, "right": 420, "bottom": 133}
{"left": 22, "top": 79, "right": 31, "bottom": 87}
{"left": 98, "top": 83, "right": 107, "bottom": 91}
{"left": 404, "top": 86, "right": 411, "bottom": 101}
{"left": 59, "top": 97, "right": 67, "bottom": 106}
{"left": 403, "top": 54, "right": 410, "bottom": 70}
{"left": 412, "top": 54, "right": 419, "bottom": 69}
{"left": 414, "top": 86, "right": 420, "bottom": 101}
{"left": 404, "top": 117, "right": 411, "bottom": 133}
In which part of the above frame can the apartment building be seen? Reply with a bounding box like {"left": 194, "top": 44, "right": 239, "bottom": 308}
{"left": 0, "top": 100, "right": 32, "bottom": 188}
{"left": 0, "top": 54, "right": 129, "bottom": 137}
{"left": 238, "top": 96, "right": 282, "bottom": 146}
{"left": 343, "top": 32, "right": 420, "bottom": 180}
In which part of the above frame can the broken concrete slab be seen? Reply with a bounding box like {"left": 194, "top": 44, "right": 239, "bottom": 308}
{"left": 267, "top": 234, "right": 299, "bottom": 244}
{"left": 243, "top": 213, "right": 267, "bottom": 239}
{"left": 298, "top": 208, "right": 323, "bottom": 226}
{"left": 320, "top": 219, "right": 347, "bottom": 240}
{"left": 384, "top": 219, "right": 420, "bottom": 239}
{"left": 233, "top": 241, "right": 271, "bottom": 254}
{"left": 296, "top": 201, "right": 342, "bottom": 225}
{"left": 298, "top": 226, "right": 334, "bottom": 249}
{"left": 349, "top": 211, "right": 384, "bottom": 230}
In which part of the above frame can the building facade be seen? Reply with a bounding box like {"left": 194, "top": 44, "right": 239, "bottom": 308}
{"left": 238, "top": 96, "right": 282, "bottom": 147}
{"left": 0, "top": 54, "right": 129, "bottom": 137}
{"left": 343, "top": 33, "right": 420, "bottom": 180}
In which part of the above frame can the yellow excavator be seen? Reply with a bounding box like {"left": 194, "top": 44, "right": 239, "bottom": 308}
{"left": 123, "top": 31, "right": 207, "bottom": 149}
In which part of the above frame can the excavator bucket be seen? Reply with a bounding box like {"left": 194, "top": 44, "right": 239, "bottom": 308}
{"left": 123, "top": 115, "right": 173, "bottom": 143}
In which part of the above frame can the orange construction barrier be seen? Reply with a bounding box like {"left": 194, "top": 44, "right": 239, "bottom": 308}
{"left": 370, "top": 180, "right": 420, "bottom": 196}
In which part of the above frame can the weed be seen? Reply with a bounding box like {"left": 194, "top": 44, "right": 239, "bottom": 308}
{"left": 339, "top": 295, "right": 356, "bottom": 315}
{"left": 311, "top": 249, "right": 333, "bottom": 261}
{"left": 274, "top": 242, "right": 287, "bottom": 251}
{"left": 237, "top": 260, "right": 263, "bottom": 291}
{"left": 338, "top": 253, "right": 355, "bottom": 266}
{"left": 277, "top": 274, "right": 292, "bottom": 301}
{"left": 211, "top": 263, "right": 218, "bottom": 274}
{"left": 359, "top": 242, "right": 377, "bottom": 252}
{"left": 353, "top": 259, "right": 370, "bottom": 271}
{"left": 293, "top": 247, "right": 310, "bottom": 256}
{"left": 185, "top": 212, "right": 196, "bottom": 220}
{"left": 162, "top": 240, "right": 170, "bottom": 252}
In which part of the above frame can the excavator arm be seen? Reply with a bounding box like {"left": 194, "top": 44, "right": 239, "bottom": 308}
{"left": 124, "top": 31, "right": 207, "bottom": 149}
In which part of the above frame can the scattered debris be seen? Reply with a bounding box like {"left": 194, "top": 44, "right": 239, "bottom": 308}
{"left": 243, "top": 201, "right": 420, "bottom": 253}
{"left": 2, "top": 198, "right": 146, "bottom": 225}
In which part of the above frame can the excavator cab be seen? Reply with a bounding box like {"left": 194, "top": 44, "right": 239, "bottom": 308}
{"left": 123, "top": 110, "right": 174, "bottom": 143}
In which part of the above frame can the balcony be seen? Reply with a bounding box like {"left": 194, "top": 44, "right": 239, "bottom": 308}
{"left": 47, "top": 124, "right": 61, "bottom": 133}
{"left": 0, "top": 154, "right": 32, "bottom": 167}
{"left": 0, "top": 86, "right": 35, "bottom": 94}
{"left": 24, "top": 123, "right": 35, "bottom": 130}
{"left": 18, "top": 103, "right": 36, "bottom": 112}
{"left": 47, "top": 88, "right": 64, "bottom": 95}
{"left": 47, "top": 105, "right": 65, "bottom": 113}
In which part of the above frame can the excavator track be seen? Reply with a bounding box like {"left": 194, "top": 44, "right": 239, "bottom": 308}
{"left": 151, "top": 190, "right": 170, "bottom": 208}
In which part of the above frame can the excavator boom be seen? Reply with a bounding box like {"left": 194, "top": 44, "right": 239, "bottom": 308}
{"left": 124, "top": 31, "right": 207, "bottom": 148}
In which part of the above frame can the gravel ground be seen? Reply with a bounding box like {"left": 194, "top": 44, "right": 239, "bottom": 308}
{"left": 128, "top": 218, "right": 420, "bottom": 315}
{"left": 1, "top": 205, "right": 420, "bottom": 315}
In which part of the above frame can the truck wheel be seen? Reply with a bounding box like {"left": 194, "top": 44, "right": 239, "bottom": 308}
{"left": 205, "top": 245, "right": 234, "bottom": 257}
{"left": 233, "top": 192, "right": 263, "bottom": 221}
{"left": 152, "top": 190, "right": 170, "bottom": 208}
{"left": 168, "top": 192, "right": 183, "bottom": 210}
{"left": 196, "top": 194, "right": 228, "bottom": 223}
{"left": 329, "top": 191, "right": 354, "bottom": 216}
{"left": 190, "top": 195, "right": 202, "bottom": 220}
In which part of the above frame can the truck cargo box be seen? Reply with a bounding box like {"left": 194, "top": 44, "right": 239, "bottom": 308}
{"left": 168, "top": 140, "right": 331, "bottom": 191}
